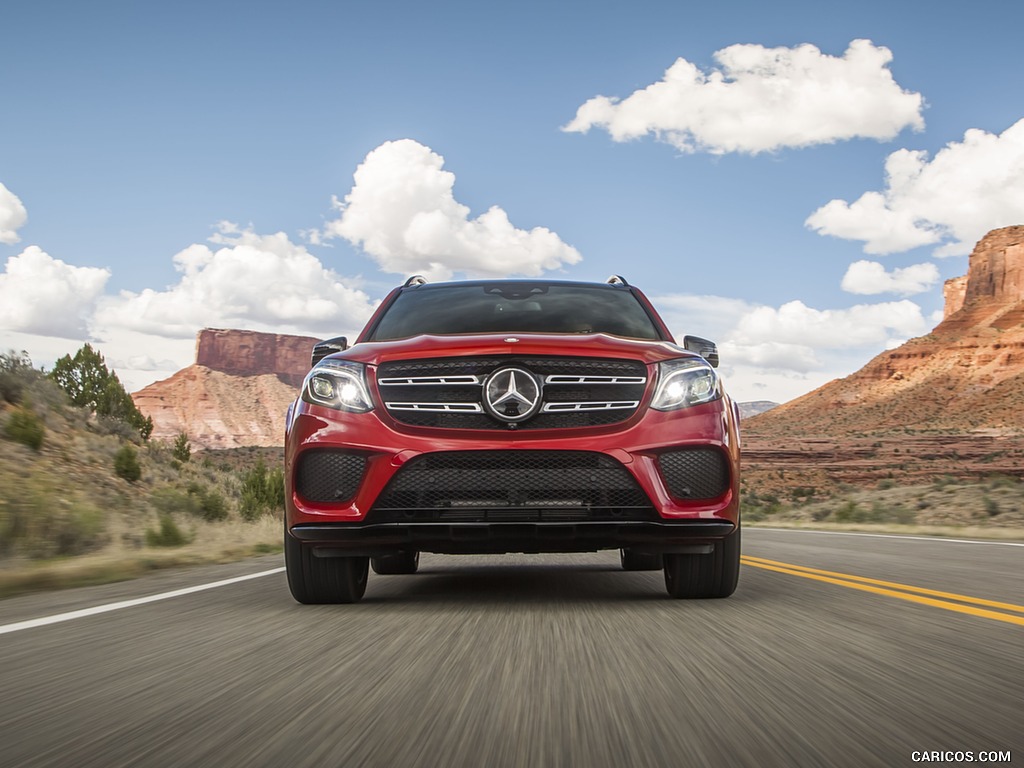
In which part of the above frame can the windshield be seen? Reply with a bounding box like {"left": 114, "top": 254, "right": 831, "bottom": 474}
{"left": 368, "top": 283, "right": 663, "bottom": 341}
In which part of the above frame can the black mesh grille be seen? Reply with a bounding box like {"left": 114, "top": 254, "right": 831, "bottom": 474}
{"left": 376, "top": 356, "right": 647, "bottom": 430}
{"left": 369, "top": 450, "right": 655, "bottom": 521}
{"left": 295, "top": 451, "right": 367, "bottom": 503}
{"left": 658, "top": 448, "right": 730, "bottom": 500}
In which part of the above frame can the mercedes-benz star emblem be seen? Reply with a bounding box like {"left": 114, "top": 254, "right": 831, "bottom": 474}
{"left": 482, "top": 367, "right": 542, "bottom": 423}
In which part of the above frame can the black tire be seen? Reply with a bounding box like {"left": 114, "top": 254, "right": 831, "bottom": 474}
{"left": 663, "top": 524, "right": 740, "bottom": 599}
{"left": 619, "top": 548, "right": 663, "bottom": 571}
{"left": 371, "top": 551, "right": 420, "bottom": 575}
{"left": 285, "top": 526, "right": 369, "bottom": 604}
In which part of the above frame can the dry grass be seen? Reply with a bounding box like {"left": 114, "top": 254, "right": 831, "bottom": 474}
{"left": 0, "top": 516, "right": 281, "bottom": 598}
{"left": 1, "top": 386, "right": 286, "bottom": 599}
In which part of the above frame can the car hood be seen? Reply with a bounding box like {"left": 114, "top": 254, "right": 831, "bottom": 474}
{"left": 327, "top": 333, "right": 702, "bottom": 367}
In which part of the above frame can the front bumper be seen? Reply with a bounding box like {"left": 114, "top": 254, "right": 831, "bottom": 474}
{"left": 285, "top": 397, "right": 740, "bottom": 553}
{"left": 291, "top": 520, "right": 732, "bottom": 556}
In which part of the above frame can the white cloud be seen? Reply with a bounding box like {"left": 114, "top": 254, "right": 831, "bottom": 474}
{"left": 562, "top": 39, "right": 924, "bottom": 155}
{"left": 732, "top": 299, "right": 928, "bottom": 347}
{"left": 806, "top": 119, "right": 1024, "bottom": 255}
{"left": 841, "top": 260, "right": 940, "bottom": 295}
{"left": 94, "top": 223, "right": 377, "bottom": 340}
{"left": 324, "top": 139, "right": 583, "bottom": 280}
{"left": 0, "top": 183, "right": 28, "bottom": 245}
{"left": 653, "top": 292, "right": 931, "bottom": 402}
{"left": 0, "top": 246, "right": 110, "bottom": 338}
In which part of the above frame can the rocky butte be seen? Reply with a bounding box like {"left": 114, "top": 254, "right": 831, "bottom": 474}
{"left": 748, "top": 225, "right": 1024, "bottom": 437}
{"left": 133, "top": 329, "right": 319, "bottom": 449}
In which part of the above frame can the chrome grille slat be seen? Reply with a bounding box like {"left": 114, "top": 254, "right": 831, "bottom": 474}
{"left": 544, "top": 375, "right": 646, "bottom": 384}
{"left": 385, "top": 402, "right": 483, "bottom": 413}
{"left": 542, "top": 401, "right": 639, "bottom": 412}
{"left": 379, "top": 375, "right": 482, "bottom": 386}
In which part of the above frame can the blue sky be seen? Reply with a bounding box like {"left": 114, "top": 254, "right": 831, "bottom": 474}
{"left": 2, "top": 0, "right": 1023, "bottom": 402}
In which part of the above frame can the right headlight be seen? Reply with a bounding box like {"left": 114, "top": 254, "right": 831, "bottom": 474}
{"left": 301, "top": 359, "right": 373, "bottom": 413}
{"left": 650, "top": 358, "right": 720, "bottom": 411}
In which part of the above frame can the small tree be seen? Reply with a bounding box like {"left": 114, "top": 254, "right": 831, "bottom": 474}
{"left": 50, "top": 344, "right": 153, "bottom": 440}
{"left": 172, "top": 432, "right": 192, "bottom": 463}
{"left": 114, "top": 444, "right": 142, "bottom": 482}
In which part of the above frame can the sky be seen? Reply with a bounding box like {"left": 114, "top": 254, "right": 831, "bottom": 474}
{"left": 2, "top": 0, "right": 1024, "bottom": 403}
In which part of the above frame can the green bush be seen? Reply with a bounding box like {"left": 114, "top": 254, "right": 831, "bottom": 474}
{"left": 1, "top": 350, "right": 37, "bottom": 404}
{"left": 114, "top": 444, "right": 142, "bottom": 482}
{"left": 983, "top": 495, "right": 1001, "bottom": 517}
{"left": 0, "top": 482, "right": 108, "bottom": 559}
{"left": 145, "top": 514, "right": 189, "bottom": 547}
{"left": 238, "top": 459, "right": 285, "bottom": 521}
{"left": 152, "top": 484, "right": 230, "bottom": 522}
{"left": 172, "top": 432, "right": 191, "bottom": 463}
{"left": 4, "top": 405, "right": 45, "bottom": 450}
{"left": 832, "top": 500, "right": 863, "bottom": 523}
{"left": 198, "top": 488, "right": 228, "bottom": 521}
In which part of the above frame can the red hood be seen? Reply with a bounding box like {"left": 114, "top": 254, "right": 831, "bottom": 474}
{"left": 327, "top": 333, "right": 696, "bottom": 367}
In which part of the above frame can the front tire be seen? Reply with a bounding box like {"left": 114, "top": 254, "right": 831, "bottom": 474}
{"left": 285, "top": 525, "right": 369, "bottom": 604}
{"left": 664, "top": 524, "right": 740, "bottom": 599}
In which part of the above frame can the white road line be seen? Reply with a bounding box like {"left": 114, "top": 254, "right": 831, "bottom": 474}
{"left": 749, "top": 527, "right": 1024, "bottom": 547}
{"left": 0, "top": 567, "right": 286, "bottom": 636}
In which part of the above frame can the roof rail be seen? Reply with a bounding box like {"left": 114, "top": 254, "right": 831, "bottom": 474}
{"left": 403, "top": 275, "right": 428, "bottom": 287}
{"left": 606, "top": 275, "right": 630, "bottom": 286}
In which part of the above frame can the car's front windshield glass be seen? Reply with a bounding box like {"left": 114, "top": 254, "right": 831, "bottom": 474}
{"left": 368, "top": 283, "right": 662, "bottom": 341}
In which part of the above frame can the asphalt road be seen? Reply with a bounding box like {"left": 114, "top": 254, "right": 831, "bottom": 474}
{"left": 0, "top": 529, "right": 1020, "bottom": 768}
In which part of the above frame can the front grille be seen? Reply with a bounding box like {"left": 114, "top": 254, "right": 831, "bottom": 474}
{"left": 369, "top": 450, "right": 656, "bottom": 522}
{"left": 295, "top": 450, "right": 367, "bottom": 503}
{"left": 377, "top": 356, "right": 647, "bottom": 429}
{"left": 658, "top": 448, "right": 730, "bottom": 500}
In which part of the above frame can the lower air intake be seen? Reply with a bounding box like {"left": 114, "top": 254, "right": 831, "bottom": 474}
{"left": 370, "top": 450, "right": 654, "bottom": 519}
{"left": 658, "top": 448, "right": 730, "bottom": 500}
{"left": 295, "top": 450, "right": 367, "bottom": 503}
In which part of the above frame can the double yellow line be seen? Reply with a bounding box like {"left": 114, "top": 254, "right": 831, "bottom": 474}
{"left": 741, "top": 555, "right": 1024, "bottom": 627}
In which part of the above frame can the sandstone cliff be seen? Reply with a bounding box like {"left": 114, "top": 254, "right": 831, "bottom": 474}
{"left": 133, "top": 329, "right": 318, "bottom": 449}
{"left": 748, "top": 226, "right": 1024, "bottom": 436}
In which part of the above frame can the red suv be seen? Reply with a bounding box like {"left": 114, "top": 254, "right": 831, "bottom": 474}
{"left": 284, "top": 276, "right": 741, "bottom": 603}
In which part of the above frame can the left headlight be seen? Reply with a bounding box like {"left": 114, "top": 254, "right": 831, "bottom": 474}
{"left": 650, "top": 358, "right": 720, "bottom": 411}
{"left": 301, "top": 359, "right": 373, "bottom": 413}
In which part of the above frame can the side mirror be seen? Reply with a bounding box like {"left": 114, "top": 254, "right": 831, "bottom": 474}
{"left": 683, "top": 335, "right": 719, "bottom": 368}
{"left": 311, "top": 336, "right": 348, "bottom": 368}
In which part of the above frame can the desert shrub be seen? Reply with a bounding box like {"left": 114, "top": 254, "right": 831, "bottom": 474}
{"left": 831, "top": 500, "right": 863, "bottom": 523}
{"left": 172, "top": 432, "right": 191, "bottom": 463}
{"left": 0, "top": 483, "right": 108, "bottom": 559}
{"left": 152, "top": 484, "right": 230, "bottom": 522}
{"left": 114, "top": 444, "right": 142, "bottom": 482}
{"left": 744, "top": 506, "right": 767, "bottom": 522}
{"left": 238, "top": 459, "right": 285, "bottom": 521}
{"left": 876, "top": 479, "right": 896, "bottom": 490}
{"left": 886, "top": 504, "right": 916, "bottom": 524}
{"left": 983, "top": 496, "right": 1001, "bottom": 517}
{"left": 0, "top": 350, "right": 37, "bottom": 404}
{"left": 985, "top": 474, "right": 1017, "bottom": 490}
{"left": 4, "top": 405, "right": 45, "bottom": 450}
{"left": 151, "top": 487, "right": 196, "bottom": 516}
{"left": 185, "top": 482, "right": 228, "bottom": 521}
{"left": 145, "top": 514, "right": 189, "bottom": 547}
{"left": 197, "top": 488, "right": 228, "bottom": 521}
